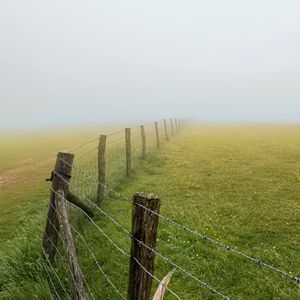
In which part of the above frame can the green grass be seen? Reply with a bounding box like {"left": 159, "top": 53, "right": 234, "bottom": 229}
{"left": 1, "top": 124, "right": 300, "bottom": 299}
{"left": 0, "top": 127, "right": 107, "bottom": 246}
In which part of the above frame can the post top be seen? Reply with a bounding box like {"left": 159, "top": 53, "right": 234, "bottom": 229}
{"left": 57, "top": 151, "right": 74, "bottom": 158}
{"left": 133, "top": 192, "right": 160, "bottom": 200}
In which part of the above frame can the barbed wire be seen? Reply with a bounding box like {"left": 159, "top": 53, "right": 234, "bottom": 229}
{"left": 132, "top": 237, "right": 230, "bottom": 300}
{"left": 65, "top": 119, "right": 174, "bottom": 154}
{"left": 71, "top": 226, "right": 127, "bottom": 300}
{"left": 144, "top": 126, "right": 156, "bottom": 133}
{"left": 41, "top": 246, "right": 71, "bottom": 300}
{"left": 50, "top": 187, "right": 187, "bottom": 300}
{"left": 107, "top": 129, "right": 126, "bottom": 137}
{"left": 129, "top": 200, "right": 300, "bottom": 285}
{"left": 21, "top": 119, "right": 181, "bottom": 298}
{"left": 65, "top": 137, "right": 99, "bottom": 153}
{"left": 107, "top": 136, "right": 125, "bottom": 145}
{"left": 51, "top": 189, "right": 126, "bottom": 299}
{"left": 75, "top": 146, "right": 98, "bottom": 160}
{"left": 41, "top": 261, "right": 62, "bottom": 300}
{"left": 50, "top": 187, "right": 182, "bottom": 300}
{"left": 131, "top": 130, "right": 144, "bottom": 138}
{"left": 50, "top": 176, "right": 229, "bottom": 299}
{"left": 44, "top": 215, "right": 96, "bottom": 300}
{"left": 48, "top": 188, "right": 127, "bottom": 299}
{"left": 132, "top": 257, "right": 182, "bottom": 300}
{"left": 43, "top": 119, "right": 300, "bottom": 299}
{"left": 56, "top": 157, "right": 300, "bottom": 285}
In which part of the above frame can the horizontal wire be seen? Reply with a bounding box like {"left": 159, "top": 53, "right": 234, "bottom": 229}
{"left": 131, "top": 201, "right": 300, "bottom": 285}
{"left": 107, "top": 129, "right": 125, "bottom": 137}
{"left": 132, "top": 257, "right": 182, "bottom": 300}
{"left": 41, "top": 247, "right": 71, "bottom": 300}
{"left": 131, "top": 233, "right": 230, "bottom": 299}
{"left": 144, "top": 126, "right": 156, "bottom": 132}
{"left": 107, "top": 137, "right": 126, "bottom": 145}
{"left": 131, "top": 131, "right": 143, "bottom": 138}
{"left": 66, "top": 137, "right": 99, "bottom": 153}
{"left": 52, "top": 189, "right": 129, "bottom": 299}
{"left": 51, "top": 185, "right": 184, "bottom": 300}
{"left": 44, "top": 214, "right": 96, "bottom": 300}
{"left": 49, "top": 188, "right": 127, "bottom": 299}
{"left": 51, "top": 186, "right": 129, "bottom": 257}
{"left": 65, "top": 119, "right": 173, "bottom": 153}
{"left": 41, "top": 261, "right": 62, "bottom": 300}
{"left": 71, "top": 226, "right": 127, "bottom": 300}
{"left": 57, "top": 157, "right": 300, "bottom": 285}
{"left": 51, "top": 174, "right": 228, "bottom": 299}
{"left": 51, "top": 191, "right": 128, "bottom": 298}
{"left": 75, "top": 147, "right": 98, "bottom": 160}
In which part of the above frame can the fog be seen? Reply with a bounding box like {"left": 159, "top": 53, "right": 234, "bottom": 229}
{"left": 1, "top": 0, "right": 299, "bottom": 129}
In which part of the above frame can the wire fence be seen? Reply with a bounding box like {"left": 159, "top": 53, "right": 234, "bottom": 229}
{"left": 40, "top": 118, "right": 300, "bottom": 300}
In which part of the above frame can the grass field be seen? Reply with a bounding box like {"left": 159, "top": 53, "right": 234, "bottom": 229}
{"left": 0, "top": 124, "right": 300, "bottom": 299}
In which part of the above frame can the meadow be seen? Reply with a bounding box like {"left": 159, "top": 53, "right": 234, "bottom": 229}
{"left": 0, "top": 123, "right": 300, "bottom": 299}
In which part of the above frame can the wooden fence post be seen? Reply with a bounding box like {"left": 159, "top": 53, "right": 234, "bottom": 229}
{"left": 170, "top": 118, "right": 174, "bottom": 137}
{"left": 155, "top": 121, "right": 160, "bottom": 149}
{"left": 125, "top": 128, "right": 131, "bottom": 176}
{"left": 42, "top": 152, "right": 74, "bottom": 262}
{"left": 180, "top": 119, "right": 183, "bottom": 130}
{"left": 141, "top": 125, "right": 146, "bottom": 160}
{"left": 97, "top": 134, "right": 106, "bottom": 205}
{"left": 182, "top": 119, "right": 185, "bottom": 129}
{"left": 56, "top": 189, "right": 86, "bottom": 300}
{"left": 163, "top": 119, "right": 169, "bottom": 141}
{"left": 175, "top": 119, "right": 179, "bottom": 135}
{"left": 128, "top": 192, "right": 161, "bottom": 300}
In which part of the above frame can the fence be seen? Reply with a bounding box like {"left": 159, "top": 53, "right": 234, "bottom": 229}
{"left": 41, "top": 118, "right": 300, "bottom": 300}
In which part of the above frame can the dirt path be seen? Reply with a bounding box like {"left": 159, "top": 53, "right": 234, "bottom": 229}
{"left": 0, "top": 157, "right": 54, "bottom": 188}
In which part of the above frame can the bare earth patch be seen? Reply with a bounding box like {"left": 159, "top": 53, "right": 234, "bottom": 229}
{"left": 0, "top": 158, "right": 53, "bottom": 187}
{"left": 0, "top": 173, "right": 16, "bottom": 186}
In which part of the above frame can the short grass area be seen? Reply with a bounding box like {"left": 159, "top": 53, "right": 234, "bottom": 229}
{"left": 1, "top": 124, "right": 300, "bottom": 299}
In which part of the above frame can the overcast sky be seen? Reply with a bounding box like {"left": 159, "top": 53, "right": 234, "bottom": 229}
{"left": 0, "top": 1, "right": 299, "bottom": 129}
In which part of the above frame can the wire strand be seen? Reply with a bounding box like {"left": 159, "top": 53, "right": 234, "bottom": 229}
{"left": 44, "top": 216, "right": 96, "bottom": 300}
{"left": 56, "top": 157, "right": 300, "bottom": 285}
{"left": 50, "top": 180, "right": 229, "bottom": 299}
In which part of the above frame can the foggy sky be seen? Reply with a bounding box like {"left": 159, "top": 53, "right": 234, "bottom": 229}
{"left": 1, "top": 0, "right": 300, "bottom": 129}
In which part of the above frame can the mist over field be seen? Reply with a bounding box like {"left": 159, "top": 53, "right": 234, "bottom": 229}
{"left": 1, "top": 0, "right": 300, "bottom": 129}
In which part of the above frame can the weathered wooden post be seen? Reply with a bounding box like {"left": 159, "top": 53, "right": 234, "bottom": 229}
{"left": 125, "top": 128, "right": 132, "bottom": 176}
{"left": 178, "top": 119, "right": 181, "bottom": 131}
{"left": 141, "top": 125, "right": 146, "bottom": 160}
{"left": 56, "top": 189, "right": 86, "bottom": 300}
{"left": 97, "top": 134, "right": 106, "bottom": 205}
{"left": 170, "top": 118, "right": 174, "bottom": 137}
{"left": 42, "top": 152, "right": 74, "bottom": 262}
{"left": 175, "top": 119, "right": 179, "bottom": 135}
{"left": 154, "top": 121, "right": 160, "bottom": 149}
{"left": 128, "top": 192, "right": 161, "bottom": 300}
{"left": 163, "top": 119, "right": 169, "bottom": 141}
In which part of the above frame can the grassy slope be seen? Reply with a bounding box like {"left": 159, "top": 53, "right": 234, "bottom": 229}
{"left": 0, "top": 129, "right": 103, "bottom": 299}
{"left": 0, "top": 128, "right": 106, "bottom": 247}
{"left": 0, "top": 124, "right": 300, "bottom": 299}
